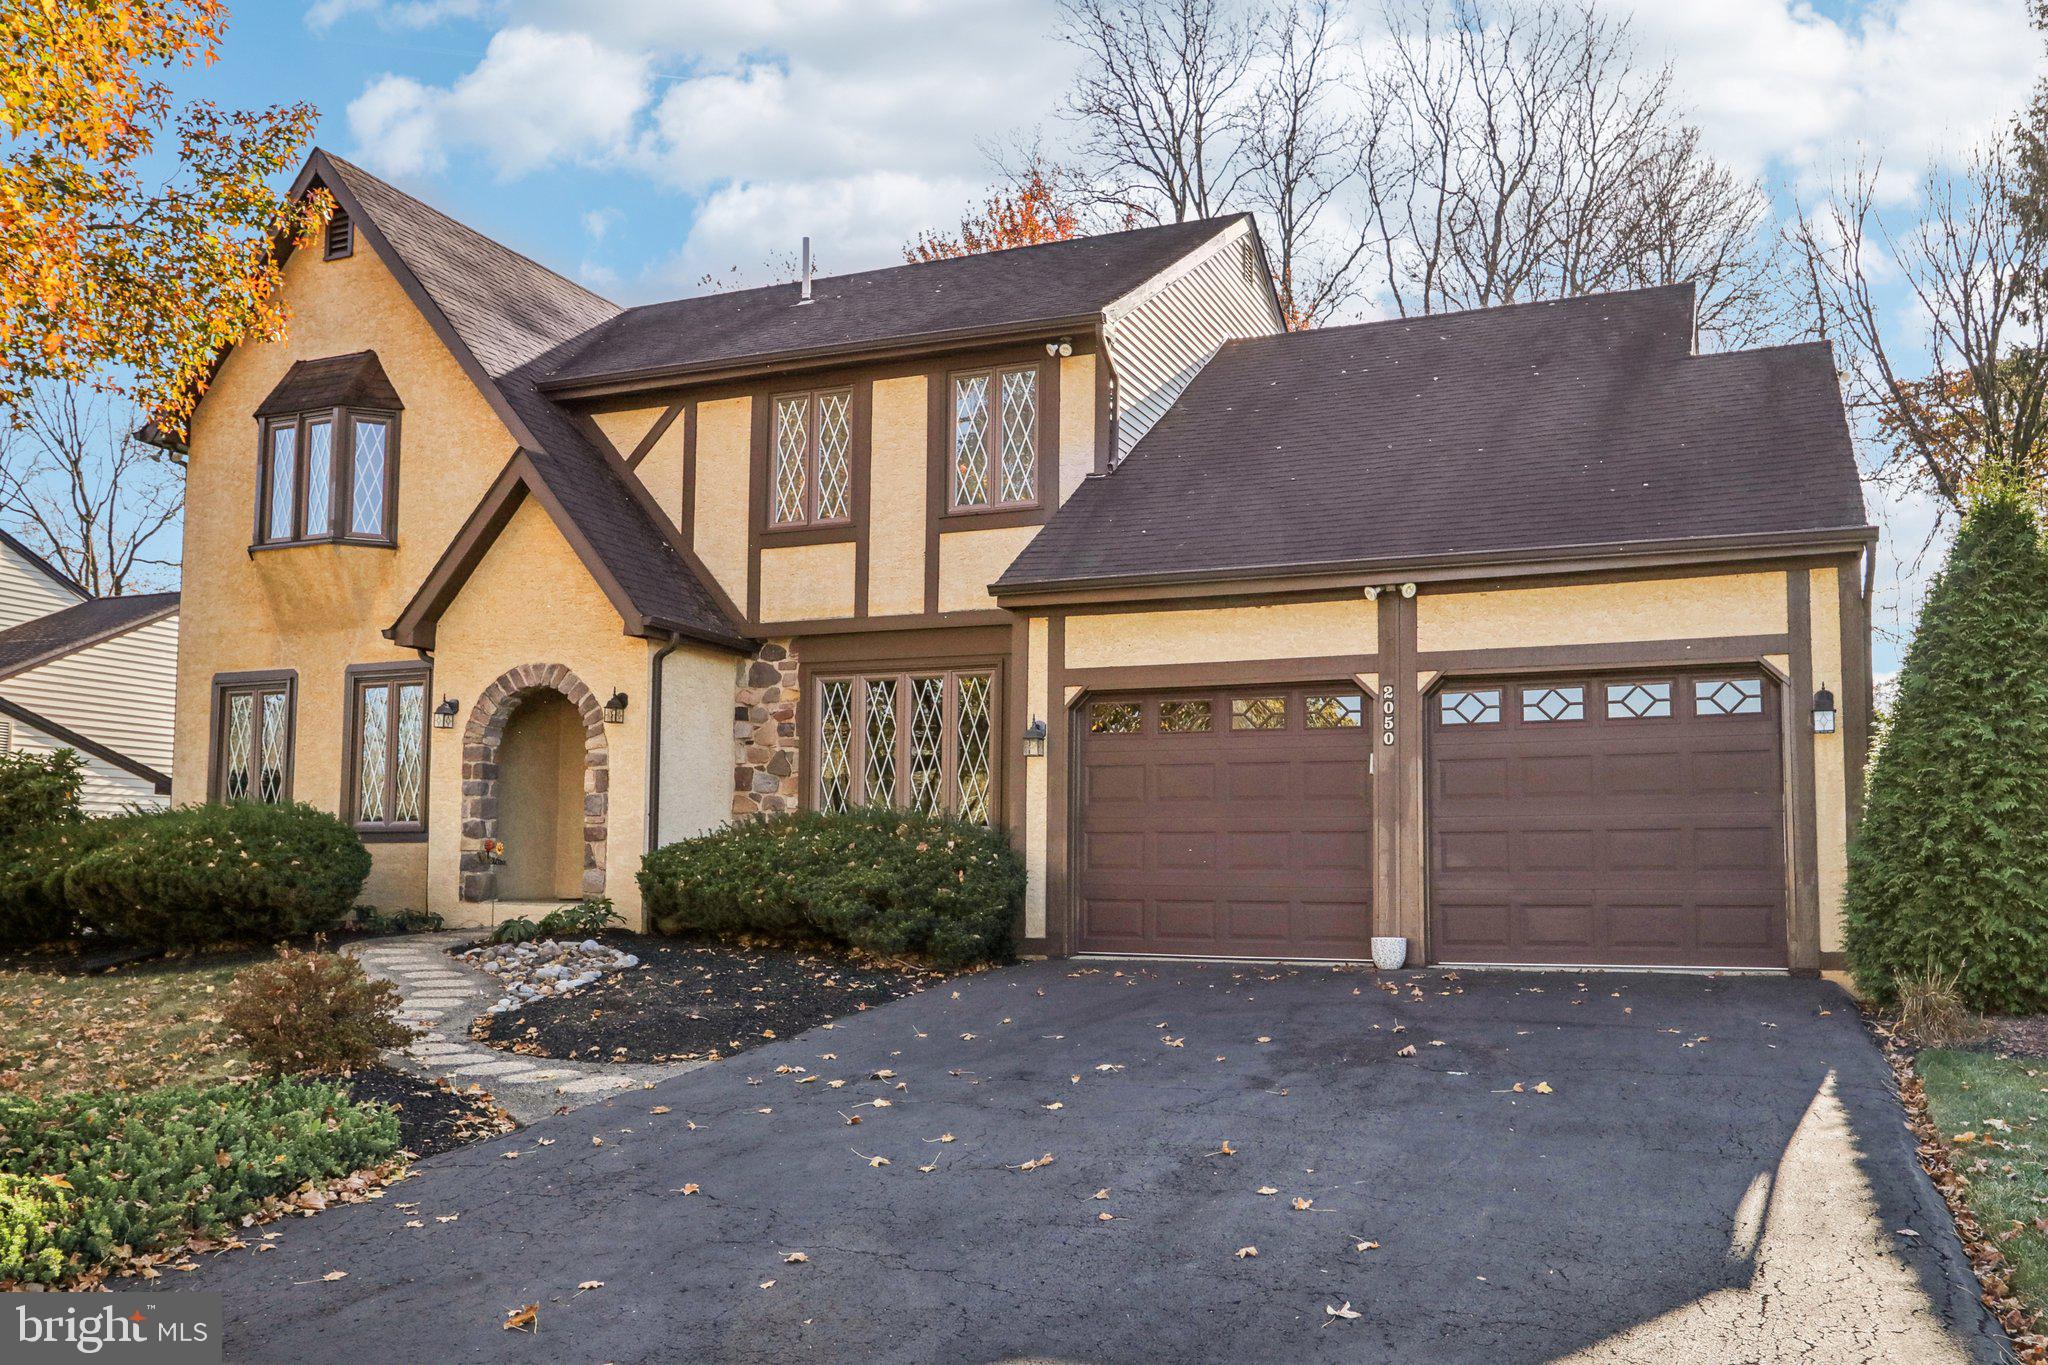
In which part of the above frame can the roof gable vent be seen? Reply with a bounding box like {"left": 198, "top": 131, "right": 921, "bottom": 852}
{"left": 324, "top": 205, "right": 353, "bottom": 260}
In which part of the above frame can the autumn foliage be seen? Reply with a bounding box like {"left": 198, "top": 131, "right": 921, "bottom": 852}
{"left": 906, "top": 161, "right": 1090, "bottom": 262}
{"left": 0, "top": 0, "right": 327, "bottom": 437}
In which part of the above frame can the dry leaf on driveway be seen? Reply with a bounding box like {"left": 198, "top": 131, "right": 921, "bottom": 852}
{"left": 576, "top": 1280, "right": 604, "bottom": 1292}
{"left": 320, "top": 1271, "right": 347, "bottom": 1281}
{"left": 1291, "top": 1197, "right": 1314, "bottom": 1211}
{"left": 1235, "top": 1246, "right": 1258, "bottom": 1258}
{"left": 677, "top": 1183, "right": 701, "bottom": 1195}
{"left": 1256, "top": 1186, "right": 1280, "bottom": 1196}
{"left": 1325, "top": 1302, "right": 1361, "bottom": 1321}
{"left": 503, "top": 1303, "right": 538, "bottom": 1333}
{"left": 783, "top": 1252, "right": 808, "bottom": 1264}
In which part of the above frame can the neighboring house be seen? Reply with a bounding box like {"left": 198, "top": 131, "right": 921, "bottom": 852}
{"left": 160, "top": 149, "right": 1874, "bottom": 974}
{"left": 0, "top": 530, "right": 178, "bottom": 813}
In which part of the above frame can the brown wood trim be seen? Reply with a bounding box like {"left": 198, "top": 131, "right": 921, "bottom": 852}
{"left": 206, "top": 669, "right": 298, "bottom": 805}
{"left": 852, "top": 380, "right": 873, "bottom": 618}
{"left": 1838, "top": 555, "right": 1872, "bottom": 834}
{"left": 1389, "top": 593, "right": 1424, "bottom": 950}
{"left": 679, "top": 401, "right": 698, "bottom": 549}
{"left": 1046, "top": 612, "right": 1070, "bottom": 956}
{"left": 1066, "top": 655, "right": 1379, "bottom": 692}
{"left": 626, "top": 403, "right": 684, "bottom": 469}
{"left": 759, "top": 524, "right": 859, "bottom": 548}
{"left": 1418, "top": 635, "right": 1794, "bottom": 675}
{"left": 923, "top": 367, "right": 945, "bottom": 615}
{"left": 797, "top": 625, "right": 1012, "bottom": 666}
{"left": 757, "top": 609, "right": 1015, "bottom": 637}
{"left": 1784, "top": 570, "right": 1821, "bottom": 972}
{"left": 339, "top": 661, "right": 431, "bottom": 843}
{"left": 1093, "top": 344, "right": 1117, "bottom": 473}
{"left": 1055, "top": 586, "right": 1366, "bottom": 617}
{"left": 1005, "top": 616, "right": 1029, "bottom": 887}
{"left": 1421, "top": 556, "right": 1842, "bottom": 595}
{"left": 746, "top": 393, "right": 770, "bottom": 622}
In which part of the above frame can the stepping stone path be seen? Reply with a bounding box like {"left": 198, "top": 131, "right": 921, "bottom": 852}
{"left": 346, "top": 931, "right": 703, "bottom": 1124}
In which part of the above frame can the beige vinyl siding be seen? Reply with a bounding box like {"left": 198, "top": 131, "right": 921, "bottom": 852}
{"left": 1102, "top": 220, "right": 1283, "bottom": 465}
{"left": 3, "top": 612, "right": 178, "bottom": 775}
{"left": 4, "top": 712, "right": 165, "bottom": 814}
{"left": 0, "top": 540, "right": 85, "bottom": 632}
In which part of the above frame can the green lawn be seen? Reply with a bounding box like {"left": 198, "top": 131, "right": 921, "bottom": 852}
{"left": 0, "top": 956, "right": 253, "bottom": 1099}
{"left": 1919, "top": 1048, "right": 2048, "bottom": 1321}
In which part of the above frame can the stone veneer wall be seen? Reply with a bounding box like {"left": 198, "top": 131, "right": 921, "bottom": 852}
{"left": 733, "top": 640, "right": 799, "bottom": 817}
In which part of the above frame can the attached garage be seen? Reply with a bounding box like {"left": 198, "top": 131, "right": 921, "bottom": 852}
{"left": 1075, "top": 685, "right": 1373, "bottom": 959}
{"left": 1427, "top": 671, "right": 1787, "bottom": 968}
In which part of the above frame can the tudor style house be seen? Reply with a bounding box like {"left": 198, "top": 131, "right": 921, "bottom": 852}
{"left": 164, "top": 149, "right": 1873, "bottom": 972}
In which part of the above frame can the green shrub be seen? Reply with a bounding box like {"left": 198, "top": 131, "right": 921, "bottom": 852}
{"left": 538, "top": 897, "right": 621, "bottom": 938}
{"left": 0, "top": 813, "right": 143, "bottom": 950}
{"left": 1846, "top": 478, "right": 2048, "bottom": 1012}
{"left": 221, "top": 945, "right": 418, "bottom": 1076}
{"left": 350, "top": 906, "right": 444, "bottom": 935}
{"left": 0, "top": 749, "right": 83, "bottom": 841}
{"left": 0, "top": 1079, "right": 399, "bottom": 1285}
{"left": 641, "top": 808, "right": 1020, "bottom": 967}
{"left": 65, "top": 802, "right": 370, "bottom": 950}
{"left": 490, "top": 915, "right": 540, "bottom": 945}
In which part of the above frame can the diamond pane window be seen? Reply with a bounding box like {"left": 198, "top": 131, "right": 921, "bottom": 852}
{"left": 1606, "top": 681, "right": 1673, "bottom": 720}
{"left": 1440, "top": 689, "right": 1501, "bottom": 725}
{"left": 816, "top": 391, "right": 852, "bottom": 521}
{"left": 1000, "top": 368, "right": 1037, "bottom": 503}
{"left": 1232, "top": 696, "right": 1287, "bottom": 730}
{"left": 818, "top": 680, "right": 853, "bottom": 811}
{"left": 1306, "top": 694, "right": 1363, "bottom": 729}
{"left": 1090, "top": 701, "right": 1142, "bottom": 734}
{"left": 357, "top": 685, "right": 389, "bottom": 822}
{"left": 224, "top": 694, "right": 254, "bottom": 799}
{"left": 394, "top": 683, "right": 425, "bottom": 822}
{"left": 350, "top": 420, "right": 388, "bottom": 536}
{"left": 954, "top": 674, "right": 993, "bottom": 824}
{"left": 266, "top": 425, "right": 296, "bottom": 541}
{"left": 953, "top": 375, "right": 992, "bottom": 506}
{"left": 1696, "top": 677, "right": 1763, "bottom": 716}
{"left": 304, "top": 420, "right": 334, "bottom": 535}
{"left": 1159, "top": 699, "right": 1213, "bottom": 733}
{"left": 773, "top": 395, "right": 809, "bottom": 525}
{"left": 1522, "top": 685, "right": 1585, "bottom": 723}
{"left": 258, "top": 692, "right": 290, "bottom": 803}
{"left": 864, "top": 679, "right": 899, "bottom": 802}
{"left": 909, "top": 676, "right": 947, "bottom": 815}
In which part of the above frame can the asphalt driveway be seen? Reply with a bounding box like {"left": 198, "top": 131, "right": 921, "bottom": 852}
{"left": 181, "top": 961, "right": 2012, "bottom": 1363}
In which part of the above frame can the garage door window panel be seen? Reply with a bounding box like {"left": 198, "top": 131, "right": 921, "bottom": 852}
{"left": 1305, "top": 694, "right": 1363, "bottom": 728}
{"left": 1697, "top": 678, "right": 1764, "bottom": 716}
{"left": 1090, "top": 701, "right": 1143, "bottom": 734}
{"left": 1231, "top": 696, "right": 1287, "bottom": 730}
{"left": 815, "top": 671, "right": 996, "bottom": 822}
{"left": 1521, "top": 685, "right": 1585, "bottom": 723}
{"left": 1440, "top": 689, "right": 1501, "bottom": 725}
{"left": 1605, "top": 681, "right": 1672, "bottom": 720}
{"left": 1159, "top": 699, "right": 1213, "bottom": 733}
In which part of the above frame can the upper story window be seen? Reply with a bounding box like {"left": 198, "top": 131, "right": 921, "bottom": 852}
{"left": 771, "top": 388, "right": 853, "bottom": 527}
{"left": 253, "top": 353, "right": 402, "bottom": 548}
{"left": 951, "top": 365, "right": 1038, "bottom": 511}
{"left": 324, "top": 206, "right": 353, "bottom": 260}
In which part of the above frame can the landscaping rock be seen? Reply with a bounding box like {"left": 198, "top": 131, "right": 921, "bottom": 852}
{"left": 458, "top": 937, "right": 641, "bottom": 1013}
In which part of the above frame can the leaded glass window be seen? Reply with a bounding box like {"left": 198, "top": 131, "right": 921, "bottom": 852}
{"left": 350, "top": 418, "right": 388, "bottom": 537}
{"left": 863, "top": 678, "right": 899, "bottom": 803}
{"left": 265, "top": 424, "right": 296, "bottom": 542}
{"left": 348, "top": 668, "right": 428, "bottom": 833}
{"left": 1159, "top": 699, "right": 1213, "bottom": 733}
{"left": 953, "top": 374, "right": 991, "bottom": 507}
{"left": 1090, "top": 701, "right": 1142, "bottom": 734}
{"left": 303, "top": 419, "right": 333, "bottom": 536}
{"left": 955, "top": 674, "right": 992, "bottom": 824}
{"left": 256, "top": 401, "right": 398, "bottom": 547}
{"left": 772, "top": 394, "right": 809, "bottom": 525}
{"left": 1305, "top": 694, "right": 1363, "bottom": 729}
{"left": 214, "top": 677, "right": 293, "bottom": 804}
{"left": 817, "top": 671, "right": 997, "bottom": 822}
{"left": 816, "top": 391, "right": 852, "bottom": 521}
{"left": 953, "top": 365, "right": 1037, "bottom": 508}
{"left": 1000, "top": 368, "right": 1037, "bottom": 504}
{"left": 770, "top": 389, "right": 853, "bottom": 527}
{"left": 1440, "top": 689, "right": 1501, "bottom": 725}
{"left": 818, "top": 679, "right": 853, "bottom": 812}
{"left": 908, "top": 676, "right": 947, "bottom": 816}
{"left": 1231, "top": 696, "right": 1287, "bottom": 730}
{"left": 1696, "top": 677, "right": 1763, "bottom": 716}
{"left": 1606, "top": 681, "right": 1672, "bottom": 720}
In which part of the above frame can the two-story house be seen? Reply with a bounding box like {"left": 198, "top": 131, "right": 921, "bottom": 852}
{"left": 164, "top": 149, "right": 1874, "bottom": 973}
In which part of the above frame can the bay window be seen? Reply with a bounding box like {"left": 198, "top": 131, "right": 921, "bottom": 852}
{"left": 259, "top": 409, "right": 396, "bottom": 546}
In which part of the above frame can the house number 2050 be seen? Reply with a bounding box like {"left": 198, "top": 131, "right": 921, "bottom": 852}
{"left": 1380, "top": 683, "right": 1396, "bottom": 745}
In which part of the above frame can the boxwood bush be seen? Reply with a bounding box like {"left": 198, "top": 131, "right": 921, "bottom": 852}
{"left": 0, "top": 1079, "right": 399, "bottom": 1285}
{"left": 63, "top": 802, "right": 371, "bottom": 950}
{"left": 641, "top": 808, "right": 1020, "bottom": 967}
{"left": 0, "top": 749, "right": 84, "bottom": 840}
{"left": 0, "top": 813, "right": 146, "bottom": 949}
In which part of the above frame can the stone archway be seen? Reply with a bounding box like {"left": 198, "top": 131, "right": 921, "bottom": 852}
{"left": 460, "top": 662, "right": 608, "bottom": 902}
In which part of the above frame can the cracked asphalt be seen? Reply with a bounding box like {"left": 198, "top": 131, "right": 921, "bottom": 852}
{"left": 177, "top": 961, "right": 2015, "bottom": 1363}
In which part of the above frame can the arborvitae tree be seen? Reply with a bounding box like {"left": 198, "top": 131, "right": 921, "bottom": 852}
{"left": 1845, "top": 475, "right": 2048, "bottom": 1011}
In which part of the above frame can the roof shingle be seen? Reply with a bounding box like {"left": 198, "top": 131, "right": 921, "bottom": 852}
{"left": 0, "top": 592, "right": 179, "bottom": 681}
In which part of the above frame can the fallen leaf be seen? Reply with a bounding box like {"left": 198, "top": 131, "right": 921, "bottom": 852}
{"left": 1326, "top": 1302, "right": 1361, "bottom": 1321}
{"left": 1532, "top": 1081, "right": 1553, "bottom": 1095}
{"left": 1093, "top": 1189, "right": 1110, "bottom": 1200}
{"left": 1257, "top": 1186, "right": 1280, "bottom": 1196}
{"left": 1235, "top": 1246, "right": 1258, "bottom": 1259}
{"left": 918, "top": 1161, "right": 938, "bottom": 1173}
{"left": 1356, "top": 1240, "right": 1379, "bottom": 1251}
{"left": 322, "top": 1270, "right": 348, "bottom": 1281}
{"left": 1097, "top": 1212, "right": 1115, "bottom": 1222}
{"left": 759, "top": 1280, "right": 776, "bottom": 1290}
{"left": 503, "top": 1304, "right": 538, "bottom": 1333}
{"left": 404, "top": 1220, "right": 423, "bottom": 1229}
{"left": 678, "top": 1183, "right": 701, "bottom": 1195}
{"left": 577, "top": 1280, "right": 604, "bottom": 1291}
{"left": 783, "top": 1252, "right": 809, "bottom": 1264}
{"left": 1396, "top": 1045, "right": 1417, "bottom": 1058}
{"left": 1044, "top": 1102, "right": 1064, "bottom": 1110}
{"left": 502, "top": 1151, "right": 520, "bottom": 1160}
{"left": 650, "top": 1106, "right": 671, "bottom": 1114}
{"left": 436, "top": 1215, "right": 459, "bottom": 1224}
{"left": 1015, "top": 1152, "right": 1057, "bottom": 1172}
{"left": 1291, "top": 1197, "right": 1314, "bottom": 1211}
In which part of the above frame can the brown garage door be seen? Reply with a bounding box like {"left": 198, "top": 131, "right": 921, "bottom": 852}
{"left": 1076, "top": 686, "right": 1373, "bottom": 959}
{"left": 1429, "top": 672, "right": 1786, "bottom": 968}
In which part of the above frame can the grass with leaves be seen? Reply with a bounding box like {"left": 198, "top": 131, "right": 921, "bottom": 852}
{"left": 0, "top": 956, "right": 252, "bottom": 1099}
{"left": 1918, "top": 1049, "right": 2048, "bottom": 1322}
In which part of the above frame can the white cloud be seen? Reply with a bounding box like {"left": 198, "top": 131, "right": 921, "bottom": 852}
{"left": 307, "top": 0, "right": 490, "bottom": 31}
{"left": 581, "top": 207, "right": 622, "bottom": 241}
{"left": 345, "top": 26, "right": 650, "bottom": 181}
{"left": 668, "top": 172, "right": 980, "bottom": 290}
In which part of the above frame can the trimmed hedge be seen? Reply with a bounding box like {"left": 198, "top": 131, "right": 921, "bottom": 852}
{"left": 0, "top": 813, "right": 143, "bottom": 950}
{"left": 0, "top": 1079, "right": 399, "bottom": 1285}
{"left": 0, "top": 749, "right": 84, "bottom": 840}
{"left": 641, "top": 808, "right": 1020, "bottom": 967}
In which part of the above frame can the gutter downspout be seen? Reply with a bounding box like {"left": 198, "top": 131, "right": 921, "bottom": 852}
{"left": 646, "top": 634, "right": 682, "bottom": 852}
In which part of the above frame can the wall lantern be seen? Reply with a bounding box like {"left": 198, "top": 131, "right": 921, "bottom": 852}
{"left": 1022, "top": 718, "right": 1049, "bottom": 757}
{"left": 432, "top": 696, "right": 459, "bottom": 730}
{"left": 1812, "top": 684, "right": 1837, "bottom": 735}
{"left": 603, "top": 691, "right": 630, "bottom": 724}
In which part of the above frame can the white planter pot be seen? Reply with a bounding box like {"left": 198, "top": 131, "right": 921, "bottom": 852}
{"left": 1371, "top": 936, "right": 1408, "bottom": 971}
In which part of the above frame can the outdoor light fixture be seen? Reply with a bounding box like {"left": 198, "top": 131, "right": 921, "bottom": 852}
{"left": 1023, "top": 718, "right": 1048, "bottom": 757}
{"left": 1399, "top": 582, "right": 1417, "bottom": 598}
{"left": 604, "top": 691, "right": 629, "bottom": 724}
{"left": 1363, "top": 585, "right": 1381, "bottom": 600}
{"left": 1812, "top": 684, "right": 1837, "bottom": 735}
{"left": 1045, "top": 336, "right": 1074, "bottom": 357}
{"left": 432, "top": 696, "right": 459, "bottom": 730}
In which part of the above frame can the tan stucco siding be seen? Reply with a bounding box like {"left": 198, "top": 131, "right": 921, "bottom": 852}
{"left": 759, "top": 542, "right": 857, "bottom": 621}
{"left": 430, "top": 497, "right": 653, "bottom": 928}
{"left": 1809, "top": 566, "right": 1848, "bottom": 953}
{"left": 1058, "top": 353, "right": 1096, "bottom": 501}
{"left": 590, "top": 408, "right": 664, "bottom": 471}
{"left": 938, "top": 526, "right": 1037, "bottom": 613}
{"left": 867, "top": 376, "right": 927, "bottom": 618}
{"left": 1065, "top": 599, "right": 1372, "bottom": 670}
{"left": 693, "top": 397, "right": 751, "bottom": 606}
{"left": 656, "top": 644, "right": 737, "bottom": 848}
{"left": 1024, "top": 615, "right": 1049, "bottom": 939}
{"left": 172, "top": 236, "right": 516, "bottom": 911}
{"left": 1415, "top": 573, "right": 1788, "bottom": 653}
{"left": 636, "top": 410, "right": 690, "bottom": 526}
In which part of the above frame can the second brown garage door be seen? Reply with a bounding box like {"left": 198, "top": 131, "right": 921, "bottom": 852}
{"left": 1429, "top": 672, "right": 1787, "bottom": 968}
{"left": 1076, "top": 686, "right": 1373, "bottom": 959}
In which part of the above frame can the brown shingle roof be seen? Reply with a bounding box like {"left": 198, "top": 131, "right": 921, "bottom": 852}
{"left": 254, "top": 351, "right": 403, "bottom": 417}
{"left": 997, "top": 285, "right": 1871, "bottom": 591}
{"left": 0, "top": 592, "right": 179, "bottom": 681}
{"left": 540, "top": 217, "right": 1253, "bottom": 391}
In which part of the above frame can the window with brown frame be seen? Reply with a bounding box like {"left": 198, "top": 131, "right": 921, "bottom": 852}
{"left": 211, "top": 674, "right": 295, "bottom": 804}
{"left": 259, "top": 408, "right": 397, "bottom": 547}
{"left": 770, "top": 388, "right": 853, "bottom": 527}
{"left": 951, "top": 365, "right": 1038, "bottom": 510}
{"left": 814, "top": 670, "right": 997, "bottom": 823}
{"left": 344, "top": 666, "right": 429, "bottom": 838}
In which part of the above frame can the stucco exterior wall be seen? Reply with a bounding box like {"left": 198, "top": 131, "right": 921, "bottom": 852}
{"left": 172, "top": 234, "right": 515, "bottom": 912}
{"left": 1058, "top": 354, "right": 1097, "bottom": 500}
{"left": 429, "top": 497, "right": 653, "bottom": 929}
{"left": 693, "top": 397, "right": 751, "bottom": 607}
{"left": 938, "top": 526, "right": 1039, "bottom": 614}
{"left": 656, "top": 642, "right": 738, "bottom": 847}
{"left": 1065, "top": 599, "right": 1372, "bottom": 670}
{"left": 760, "top": 543, "right": 857, "bottom": 621}
{"left": 1809, "top": 565, "right": 1848, "bottom": 953}
{"left": 1415, "top": 573, "right": 1788, "bottom": 653}
{"left": 868, "top": 376, "right": 927, "bottom": 618}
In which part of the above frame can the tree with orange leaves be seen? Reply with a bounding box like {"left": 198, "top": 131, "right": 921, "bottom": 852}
{"left": 905, "top": 160, "right": 1094, "bottom": 262}
{"left": 0, "top": 0, "right": 327, "bottom": 441}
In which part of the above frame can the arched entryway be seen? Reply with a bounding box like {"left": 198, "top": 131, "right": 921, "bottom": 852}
{"left": 460, "top": 663, "right": 608, "bottom": 903}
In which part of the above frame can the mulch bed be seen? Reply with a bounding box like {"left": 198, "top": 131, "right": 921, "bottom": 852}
{"left": 471, "top": 934, "right": 944, "bottom": 1064}
{"left": 321, "top": 1066, "right": 516, "bottom": 1158}
{"left": 1977, "top": 1016, "right": 2048, "bottom": 1059}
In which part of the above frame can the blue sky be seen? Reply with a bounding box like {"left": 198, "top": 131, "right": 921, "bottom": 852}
{"left": 164, "top": 1, "right": 2045, "bottom": 672}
